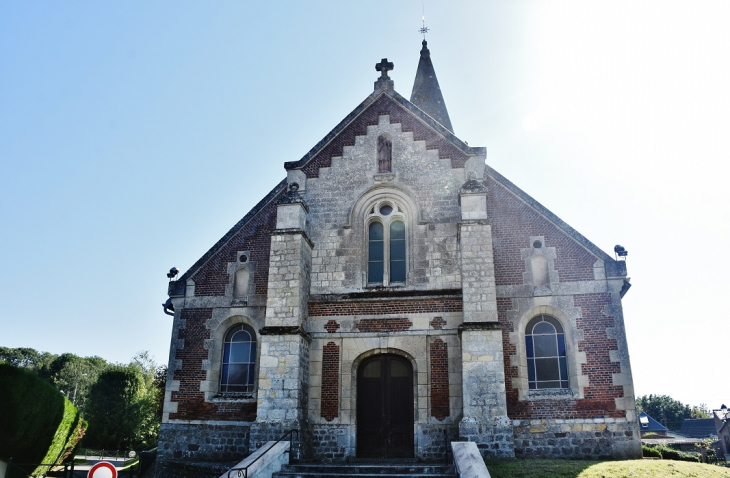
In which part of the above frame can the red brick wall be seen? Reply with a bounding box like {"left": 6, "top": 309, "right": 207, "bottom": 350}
{"left": 169, "top": 308, "right": 257, "bottom": 421}
{"left": 321, "top": 342, "right": 340, "bottom": 422}
{"left": 430, "top": 339, "right": 450, "bottom": 421}
{"left": 487, "top": 175, "right": 598, "bottom": 285}
{"left": 191, "top": 194, "right": 280, "bottom": 297}
{"left": 499, "top": 294, "right": 625, "bottom": 420}
{"left": 357, "top": 318, "right": 412, "bottom": 332}
{"left": 301, "top": 95, "right": 469, "bottom": 178}
{"left": 309, "top": 297, "right": 462, "bottom": 316}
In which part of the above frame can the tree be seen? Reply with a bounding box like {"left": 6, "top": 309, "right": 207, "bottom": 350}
{"left": 1, "top": 347, "right": 162, "bottom": 451}
{"left": 636, "top": 394, "right": 700, "bottom": 431}
{"left": 690, "top": 403, "right": 711, "bottom": 419}
{"left": 0, "top": 346, "right": 54, "bottom": 371}
{"left": 83, "top": 362, "right": 162, "bottom": 450}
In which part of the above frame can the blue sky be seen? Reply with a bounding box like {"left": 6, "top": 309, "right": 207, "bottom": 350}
{"left": 2, "top": 1, "right": 729, "bottom": 408}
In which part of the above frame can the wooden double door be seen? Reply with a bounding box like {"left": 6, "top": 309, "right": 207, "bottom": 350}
{"left": 356, "top": 355, "right": 414, "bottom": 458}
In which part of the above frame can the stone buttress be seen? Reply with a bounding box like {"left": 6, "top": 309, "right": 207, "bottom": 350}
{"left": 251, "top": 183, "right": 313, "bottom": 450}
{"left": 457, "top": 178, "right": 515, "bottom": 458}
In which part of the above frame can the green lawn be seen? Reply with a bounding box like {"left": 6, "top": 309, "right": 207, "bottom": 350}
{"left": 483, "top": 459, "right": 730, "bottom": 478}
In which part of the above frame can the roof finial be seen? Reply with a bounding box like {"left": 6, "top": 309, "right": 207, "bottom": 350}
{"left": 375, "top": 58, "right": 394, "bottom": 80}
{"left": 374, "top": 58, "right": 395, "bottom": 93}
{"left": 419, "top": 7, "right": 429, "bottom": 40}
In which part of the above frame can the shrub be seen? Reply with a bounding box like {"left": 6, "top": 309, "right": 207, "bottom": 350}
{"left": 643, "top": 443, "right": 702, "bottom": 463}
{"left": 642, "top": 444, "right": 662, "bottom": 458}
{"left": 0, "top": 363, "right": 83, "bottom": 477}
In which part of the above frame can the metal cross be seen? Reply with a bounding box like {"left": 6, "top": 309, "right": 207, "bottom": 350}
{"left": 375, "top": 58, "right": 394, "bottom": 79}
{"left": 420, "top": 10, "right": 429, "bottom": 40}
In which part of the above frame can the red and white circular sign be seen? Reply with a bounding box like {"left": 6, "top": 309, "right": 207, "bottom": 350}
{"left": 87, "top": 461, "right": 117, "bottom": 478}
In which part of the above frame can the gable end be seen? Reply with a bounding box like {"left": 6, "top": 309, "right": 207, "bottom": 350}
{"left": 169, "top": 178, "right": 288, "bottom": 297}
{"left": 486, "top": 164, "right": 627, "bottom": 279}
{"left": 285, "top": 93, "right": 485, "bottom": 179}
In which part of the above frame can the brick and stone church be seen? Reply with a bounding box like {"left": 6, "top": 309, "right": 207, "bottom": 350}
{"left": 157, "top": 40, "right": 641, "bottom": 472}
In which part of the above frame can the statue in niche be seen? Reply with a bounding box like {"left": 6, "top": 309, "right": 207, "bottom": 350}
{"left": 377, "top": 136, "right": 392, "bottom": 172}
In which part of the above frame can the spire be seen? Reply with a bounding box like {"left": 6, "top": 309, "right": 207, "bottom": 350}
{"left": 410, "top": 40, "right": 453, "bottom": 133}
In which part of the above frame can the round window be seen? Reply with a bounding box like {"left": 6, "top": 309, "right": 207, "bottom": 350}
{"left": 379, "top": 204, "right": 393, "bottom": 216}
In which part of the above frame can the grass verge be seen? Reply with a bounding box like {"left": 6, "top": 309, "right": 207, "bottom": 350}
{"left": 483, "top": 458, "right": 730, "bottom": 478}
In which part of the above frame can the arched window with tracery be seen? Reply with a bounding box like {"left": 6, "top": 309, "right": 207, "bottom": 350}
{"left": 220, "top": 324, "right": 257, "bottom": 393}
{"left": 367, "top": 201, "right": 406, "bottom": 285}
{"left": 525, "top": 315, "right": 568, "bottom": 389}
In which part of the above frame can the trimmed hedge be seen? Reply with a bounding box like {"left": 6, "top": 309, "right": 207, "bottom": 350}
{"left": 642, "top": 443, "right": 702, "bottom": 462}
{"left": 0, "top": 363, "right": 85, "bottom": 477}
{"left": 642, "top": 445, "right": 662, "bottom": 458}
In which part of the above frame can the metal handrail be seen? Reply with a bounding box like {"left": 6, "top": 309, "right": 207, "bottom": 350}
{"left": 443, "top": 429, "right": 451, "bottom": 465}
{"left": 226, "top": 429, "right": 298, "bottom": 478}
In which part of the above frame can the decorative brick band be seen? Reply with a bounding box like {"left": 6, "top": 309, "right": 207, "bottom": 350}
{"left": 309, "top": 297, "right": 462, "bottom": 317}
{"left": 430, "top": 316, "right": 446, "bottom": 329}
{"left": 321, "top": 342, "right": 340, "bottom": 422}
{"left": 430, "top": 339, "right": 450, "bottom": 421}
{"left": 324, "top": 320, "right": 340, "bottom": 333}
{"left": 356, "top": 318, "right": 413, "bottom": 332}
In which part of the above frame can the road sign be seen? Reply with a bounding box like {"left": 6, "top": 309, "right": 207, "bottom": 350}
{"left": 88, "top": 461, "right": 117, "bottom": 478}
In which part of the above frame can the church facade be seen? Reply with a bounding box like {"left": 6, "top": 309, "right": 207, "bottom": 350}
{"left": 156, "top": 42, "right": 641, "bottom": 472}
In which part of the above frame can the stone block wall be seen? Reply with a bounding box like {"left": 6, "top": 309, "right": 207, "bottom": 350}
{"left": 416, "top": 423, "right": 459, "bottom": 461}
{"left": 256, "top": 334, "right": 310, "bottom": 422}
{"left": 310, "top": 424, "right": 350, "bottom": 460}
{"left": 301, "top": 106, "right": 477, "bottom": 294}
{"left": 155, "top": 422, "right": 251, "bottom": 475}
{"left": 264, "top": 232, "right": 312, "bottom": 327}
{"left": 512, "top": 418, "right": 641, "bottom": 459}
{"left": 459, "top": 222, "right": 498, "bottom": 323}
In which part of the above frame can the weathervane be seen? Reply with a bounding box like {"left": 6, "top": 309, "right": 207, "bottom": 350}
{"left": 419, "top": 8, "right": 429, "bottom": 40}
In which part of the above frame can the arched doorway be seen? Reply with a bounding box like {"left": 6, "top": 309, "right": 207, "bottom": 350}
{"left": 356, "top": 354, "right": 414, "bottom": 458}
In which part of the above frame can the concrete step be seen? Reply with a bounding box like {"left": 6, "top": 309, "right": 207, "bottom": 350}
{"left": 272, "top": 462, "right": 457, "bottom": 478}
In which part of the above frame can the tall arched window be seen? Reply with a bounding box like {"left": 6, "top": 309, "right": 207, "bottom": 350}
{"left": 220, "top": 324, "right": 257, "bottom": 393}
{"left": 367, "top": 202, "right": 406, "bottom": 285}
{"left": 368, "top": 222, "right": 384, "bottom": 283}
{"left": 390, "top": 221, "right": 406, "bottom": 282}
{"left": 525, "top": 315, "right": 568, "bottom": 389}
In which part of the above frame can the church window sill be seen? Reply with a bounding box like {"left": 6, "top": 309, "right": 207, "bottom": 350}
{"left": 525, "top": 389, "right": 576, "bottom": 401}
{"left": 211, "top": 392, "right": 255, "bottom": 402}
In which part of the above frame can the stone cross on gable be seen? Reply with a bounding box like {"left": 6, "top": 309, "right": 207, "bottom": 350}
{"left": 375, "top": 58, "right": 394, "bottom": 79}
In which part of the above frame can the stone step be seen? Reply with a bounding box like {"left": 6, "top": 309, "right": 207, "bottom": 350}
{"left": 272, "top": 463, "right": 457, "bottom": 478}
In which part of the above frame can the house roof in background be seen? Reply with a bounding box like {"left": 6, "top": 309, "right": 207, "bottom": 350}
{"left": 680, "top": 419, "right": 717, "bottom": 438}
{"left": 638, "top": 411, "right": 668, "bottom": 433}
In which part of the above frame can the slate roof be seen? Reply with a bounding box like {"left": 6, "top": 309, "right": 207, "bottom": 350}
{"left": 680, "top": 419, "right": 718, "bottom": 438}
{"left": 638, "top": 411, "right": 668, "bottom": 433}
{"left": 410, "top": 40, "right": 453, "bottom": 133}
